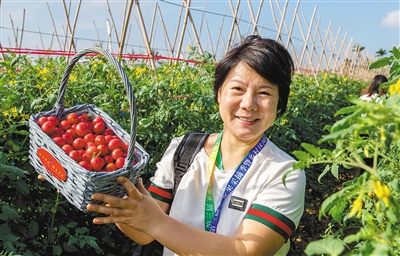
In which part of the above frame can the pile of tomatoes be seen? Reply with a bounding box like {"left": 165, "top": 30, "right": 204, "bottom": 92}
{"left": 37, "top": 112, "right": 135, "bottom": 172}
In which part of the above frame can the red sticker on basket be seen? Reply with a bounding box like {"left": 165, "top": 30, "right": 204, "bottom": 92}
{"left": 37, "top": 148, "right": 67, "bottom": 181}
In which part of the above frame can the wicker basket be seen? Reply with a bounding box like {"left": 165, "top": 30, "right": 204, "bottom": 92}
{"left": 29, "top": 47, "right": 149, "bottom": 212}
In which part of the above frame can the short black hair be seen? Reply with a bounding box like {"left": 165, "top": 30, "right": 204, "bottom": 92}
{"left": 213, "top": 35, "right": 294, "bottom": 115}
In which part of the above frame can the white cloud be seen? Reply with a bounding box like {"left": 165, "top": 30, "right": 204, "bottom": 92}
{"left": 381, "top": 10, "right": 400, "bottom": 28}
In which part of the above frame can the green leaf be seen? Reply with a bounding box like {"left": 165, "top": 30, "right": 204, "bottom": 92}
{"left": 331, "top": 163, "right": 339, "bottom": 179}
{"left": 369, "top": 57, "right": 390, "bottom": 69}
{"left": 330, "top": 202, "right": 347, "bottom": 224}
{"left": 301, "top": 143, "right": 321, "bottom": 157}
{"left": 304, "top": 237, "right": 345, "bottom": 256}
{"left": 293, "top": 150, "right": 311, "bottom": 162}
{"left": 391, "top": 46, "right": 400, "bottom": 59}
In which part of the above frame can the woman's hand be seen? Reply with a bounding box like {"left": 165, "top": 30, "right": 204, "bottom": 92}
{"left": 86, "top": 177, "right": 167, "bottom": 236}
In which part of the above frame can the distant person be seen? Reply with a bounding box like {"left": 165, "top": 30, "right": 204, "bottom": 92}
{"left": 360, "top": 75, "right": 388, "bottom": 103}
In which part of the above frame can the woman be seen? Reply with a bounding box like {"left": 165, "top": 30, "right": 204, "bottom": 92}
{"left": 87, "top": 35, "right": 306, "bottom": 255}
{"left": 360, "top": 74, "right": 388, "bottom": 103}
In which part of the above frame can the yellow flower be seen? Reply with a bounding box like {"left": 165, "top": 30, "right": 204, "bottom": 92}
{"left": 281, "top": 118, "right": 288, "bottom": 125}
{"left": 10, "top": 107, "right": 18, "bottom": 117}
{"left": 69, "top": 75, "right": 77, "bottom": 82}
{"left": 388, "top": 79, "right": 400, "bottom": 95}
{"left": 36, "top": 83, "right": 46, "bottom": 90}
{"left": 349, "top": 198, "right": 363, "bottom": 218}
{"left": 373, "top": 181, "right": 390, "bottom": 207}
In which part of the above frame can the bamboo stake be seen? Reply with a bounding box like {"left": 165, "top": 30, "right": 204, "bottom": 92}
{"left": 37, "top": 25, "right": 45, "bottom": 49}
{"left": 226, "top": 0, "right": 240, "bottom": 52}
{"left": 184, "top": 0, "right": 204, "bottom": 54}
{"left": 149, "top": 2, "right": 158, "bottom": 43}
{"left": 106, "top": 0, "right": 121, "bottom": 49}
{"left": 93, "top": 21, "right": 102, "bottom": 47}
{"left": 157, "top": 5, "right": 173, "bottom": 58}
{"left": 327, "top": 27, "right": 341, "bottom": 70}
{"left": 332, "top": 31, "right": 348, "bottom": 73}
{"left": 19, "top": 9, "right": 25, "bottom": 48}
{"left": 46, "top": 3, "right": 62, "bottom": 50}
{"left": 319, "top": 20, "right": 332, "bottom": 70}
{"left": 175, "top": 0, "right": 191, "bottom": 62}
{"left": 9, "top": 14, "right": 18, "bottom": 47}
{"left": 275, "top": 0, "right": 289, "bottom": 44}
{"left": 247, "top": 0, "right": 263, "bottom": 35}
{"left": 171, "top": 0, "right": 185, "bottom": 56}
{"left": 134, "top": 0, "right": 155, "bottom": 68}
{"left": 215, "top": 9, "right": 227, "bottom": 59}
{"left": 0, "top": 42, "right": 5, "bottom": 61}
{"left": 119, "top": 0, "right": 134, "bottom": 57}
{"left": 62, "top": 0, "right": 76, "bottom": 52}
{"left": 205, "top": 20, "right": 215, "bottom": 57}
{"left": 67, "top": 0, "right": 82, "bottom": 56}
{"left": 285, "top": 0, "right": 300, "bottom": 68}
{"left": 298, "top": 6, "right": 317, "bottom": 69}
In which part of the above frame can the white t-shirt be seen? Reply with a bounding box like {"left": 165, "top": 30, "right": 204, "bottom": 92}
{"left": 148, "top": 135, "right": 306, "bottom": 255}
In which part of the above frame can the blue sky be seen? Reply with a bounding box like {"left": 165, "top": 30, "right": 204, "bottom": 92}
{"left": 1, "top": 0, "right": 399, "bottom": 59}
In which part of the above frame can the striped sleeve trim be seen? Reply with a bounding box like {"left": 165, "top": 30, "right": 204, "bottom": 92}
{"left": 245, "top": 204, "right": 295, "bottom": 241}
{"left": 148, "top": 183, "right": 173, "bottom": 204}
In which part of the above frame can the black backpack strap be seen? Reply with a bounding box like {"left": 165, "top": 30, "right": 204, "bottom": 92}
{"left": 172, "top": 132, "right": 209, "bottom": 199}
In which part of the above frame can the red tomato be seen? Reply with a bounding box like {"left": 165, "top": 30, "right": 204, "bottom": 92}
{"left": 62, "top": 144, "right": 74, "bottom": 154}
{"left": 84, "top": 133, "right": 96, "bottom": 143}
{"left": 72, "top": 138, "right": 85, "bottom": 150}
{"left": 67, "top": 113, "right": 80, "bottom": 124}
{"left": 47, "top": 116, "right": 59, "bottom": 126}
{"left": 104, "top": 163, "right": 117, "bottom": 172}
{"left": 79, "top": 161, "right": 92, "bottom": 171}
{"left": 85, "top": 142, "right": 96, "bottom": 150}
{"left": 79, "top": 113, "right": 89, "bottom": 123}
{"left": 61, "top": 133, "right": 73, "bottom": 145}
{"left": 97, "top": 144, "right": 109, "bottom": 156}
{"left": 37, "top": 116, "right": 48, "bottom": 126}
{"left": 94, "top": 135, "right": 107, "bottom": 146}
{"left": 115, "top": 157, "right": 125, "bottom": 169}
{"left": 103, "top": 128, "right": 114, "bottom": 136}
{"left": 90, "top": 156, "right": 105, "bottom": 172}
{"left": 52, "top": 136, "right": 65, "bottom": 147}
{"left": 92, "top": 122, "right": 106, "bottom": 134}
{"left": 86, "top": 145, "right": 101, "bottom": 157}
{"left": 108, "top": 138, "right": 124, "bottom": 151}
{"left": 104, "top": 135, "right": 114, "bottom": 143}
{"left": 65, "top": 128, "right": 77, "bottom": 139}
{"left": 59, "top": 120, "right": 71, "bottom": 131}
{"left": 69, "top": 150, "right": 82, "bottom": 162}
{"left": 92, "top": 116, "right": 104, "bottom": 125}
{"left": 81, "top": 153, "right": 91, "bottom": 162}
{"left": 111, "top": 148, "right": 124, "bottom": 160}
{"left": 54, "top": 127, "right": 64, "bottom": 136}
{"left": 103, "top": 155, "right": 113, "bottom": 164}
{"left": 41, "top": 121, "right": 56, "bottom": 135}
{"left": 75, "top": 122, "right": 90, "bottom": 137}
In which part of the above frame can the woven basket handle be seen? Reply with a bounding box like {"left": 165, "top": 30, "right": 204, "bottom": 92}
{"left": 54, "top": 47, "right": 137, "bottom": 170}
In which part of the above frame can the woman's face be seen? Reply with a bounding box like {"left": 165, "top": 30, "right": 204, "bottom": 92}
{"left": 217, "top": 62, "right": 279, "bottom": 142}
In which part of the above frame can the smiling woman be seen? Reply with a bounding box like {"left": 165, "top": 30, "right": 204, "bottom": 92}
{"left": 86, "top": 35, "right": 306, "bottom": 256}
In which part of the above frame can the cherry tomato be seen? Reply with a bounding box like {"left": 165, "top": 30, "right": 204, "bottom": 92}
{"left": 52, "top": 136, "right": 65, "bottom": 147}
{"left": 103, "top": 128, "right": 114, "bottom": 136}
{"left": 38, "top": 116, "right": 48, "bottom": 126}
{"left": 108, "top": 138, "right": 124, "bottom": 151}
{"left": 95, "top": 135, "right": 107, "bottom": 146}
{"left": 104, "top": 135, "right": 114, "bottom": 143}
{"left": 93, "top": 122, "right": 106, "bottom": 134}
{"left": 97, "top": 144, "right": 109, "bottom": 156}
{"left": 62, "top": 144, "right": 74, "bottom": 154}
{"left": 72, "top": 138, "right": 85, "bottom": 150}
{"left": 61, "top": 133, "right": 73, "bottom": 145}
{"left": 79, "top": 161, "right": 92, "bottom": 171}
{"left": 65, "top": 128, "right": 77, "bottom": 139}
{"left": 41, "top": 121, "right": 56, "bottom": 135}
{"left": 103, "top": 155, "right": 113, "bottom": 164}
{"left": 90, "top": 156, "right": 105, "bottom": 172}
{"left": 85, "top": 142, "right": 96, "bottom": 150}
{"left": 67, "top": 113, "right": 80, "bottom": 124}
{"left": 79, "top": 113, "right": 89, "bottom": 123}
{"left": 69, "top": 150, "right": 82, "bottom": 162}
{"left": 84, "top": 133, "right": 96, "bottom": 143}
{"left": 81, "top": 153, "right": 92, "bottom": 162}
{"left": 115, "top": 157, "right": 125, "bottom": 169}
{"left": 75, "top": 122, "right": 90, "bottom": 137}
{"left": 47, "top": 116, "right": 59, "bottom": 126}
{"left": 54, "top": 127, "right": 64, "bottom": 136}
{"left": 59, "top": 120, "right": 71, "bottom": 131}
{"left": 92, "top": 116, "right": 104, "bottom": 125}
{"left": 86, "top": 145, "right": 101, "bottom": 158}
{"left": 111, "top": 148, "right": 124, "bottom": 160}
{"left": 104, "top": 163, "right": 117, "bottom": 172}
